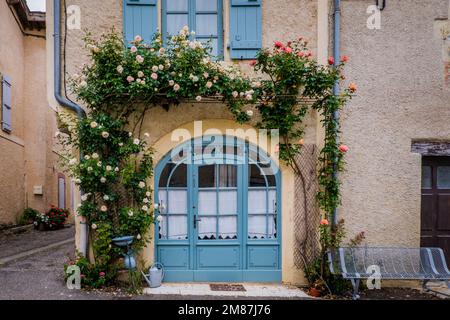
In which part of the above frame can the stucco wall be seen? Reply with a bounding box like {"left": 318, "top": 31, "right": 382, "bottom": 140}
{"left": 0, "top": 1, "right": 64, "bottom": 224}
{"left": 339, "top": 0, "right": 450, "bottom": 246}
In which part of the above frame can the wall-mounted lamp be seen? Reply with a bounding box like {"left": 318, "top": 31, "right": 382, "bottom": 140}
{"left": 376, "top": 0, "right": 386, "bottom": 11}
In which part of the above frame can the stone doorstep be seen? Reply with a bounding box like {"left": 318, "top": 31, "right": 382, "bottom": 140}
{"left": 0, "top": 224, "right": 34, "bottom": 235}
{"left": 143, "top": 283, "right": 312, "bottom": 298}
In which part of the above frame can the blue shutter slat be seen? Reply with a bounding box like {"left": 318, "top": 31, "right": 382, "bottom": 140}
{"left": 2, "top": 75, "right": 12, "bottom": 133}
{"left": 124, "top": 0, "right": 158, "bottom": 45}
{"left": 230, "top": 0, "right": 262, "bottom": 59}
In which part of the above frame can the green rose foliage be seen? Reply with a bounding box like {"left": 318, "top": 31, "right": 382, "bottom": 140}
{"left": 72, "top": 29, "right": 255, "bottom": 122}
{"left": 62, "top": 29, "right": 356, "bottom": 289}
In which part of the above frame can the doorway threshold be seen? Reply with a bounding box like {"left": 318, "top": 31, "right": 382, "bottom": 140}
{"left": 143, "top": 283, "right": 311, "bottom": 299}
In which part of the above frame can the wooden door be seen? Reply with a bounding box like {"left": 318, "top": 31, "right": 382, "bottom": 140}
{"left": 421, "top": 157, "right": 450, "bottom": 264}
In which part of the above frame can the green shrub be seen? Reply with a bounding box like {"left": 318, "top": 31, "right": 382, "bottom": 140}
{"left": 18, "top": 208, "right": 40, "bottom": 225}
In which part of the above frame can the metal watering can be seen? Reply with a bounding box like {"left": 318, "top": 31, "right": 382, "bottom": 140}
{"left": 141, "top": 263, "right": 164, "bottom": 288}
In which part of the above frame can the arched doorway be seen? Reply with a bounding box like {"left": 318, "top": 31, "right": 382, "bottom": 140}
{"left": 154, "top": 135, "right": 281, "bottom": 282}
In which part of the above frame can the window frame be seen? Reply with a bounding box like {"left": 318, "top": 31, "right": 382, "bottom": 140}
{"left": 161, "top": 0, "right": 224, "bottom": 59}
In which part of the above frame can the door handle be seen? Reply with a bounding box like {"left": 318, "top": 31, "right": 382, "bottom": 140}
{"left": 193, "top": 215, "right": 202, "bottom": 229}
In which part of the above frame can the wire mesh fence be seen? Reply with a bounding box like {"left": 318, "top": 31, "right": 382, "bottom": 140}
{"left": 293, "top": 144, "right": 321, "bottom": 270}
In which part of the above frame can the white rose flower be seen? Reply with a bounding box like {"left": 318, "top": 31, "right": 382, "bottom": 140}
{"left": 144, "top": 133, "right": 150, "bottom": 138}
{"left": 128, "top": 132, "right": 133, "bottom": 137}
{"left": 142, "top": 205, "right": 149, "bottom": 212}
{"left": 206, "top": 81, "right": 213, "bottom": 89}
{"left": 192, "top": 76, "right": 199, "bottom": 83}
{"left": 69, "top": 158, "right": 77, "bottom": 165}
{"left": 196, "top": 96, "right": 202, "bottom": 102}
{"left": 152, "top": 66, "right": 159, "bottom": 73}
{"left": 106, "top": 165, "right": 112, "bottom": 171}
{"left": 138, "top": 71, "right": 144, "bottom": 78}
{"left": 84, "top": 155, "right": 90, "bottom": 160}
{"left": 87, "top": 167, "right": 93, "bottom": 172}
{"left": 79, "top": 81, "right": 87, "bottom": 88}
{"left": 92, "top": 153, "right": 99, "bottom": 159}
{"left": 91, "top": 223, "right": 98, "bottom": 230}
{"left": 117, "top": 65, "right": 124, "bottom": 74}
{"left": 137, "top": 234, "right": 142, "bottom": 240}
{"left": 97, "top": 161, "right": 102, "bottom": 167}
{"left": 157, "top": 215, "right": 164, "bottom": 223}
{"left": 102, "top": 131, "right": 109, "bottom": 139}
{"left": 169, "top": 80, "right": 175, "bottom": 86}
{"left": 143, "top": 198, "right": 149, "bottom": 203}
{"left": 133, "top": 138, "right": 140, "bottom": 145}
{"left": 138, "top": 181, "right": 146, "bottom": 188}
{"left": 246, "top": 110, "right": 254, "bottom": 117}
{"left": 158, "top": 65, "right": 164, "bottom": 71}
{"left": 90, "top": 122, "right": 98, "bottom": 129}
{"left": 100, "top": 177, "right": 107, "bottom": 183}
{"left": 232, "top": 91, "right": 239, "bottom": 98}
{"left": 128, "top": 210, "right": 134, "bottom": 217}
{"left": 75, "top": 179, "right": 81, "bottom": 184}
{"left": 103, "top": 195, "right": 110, "bottom": 201}
{"left": 173, "top": 84, "right": 180, "bottom": 92}
{"left": 81, "top": 194, "right": 88, "bottom": 202}
{"left": 246, "top": 94, "right": 253, "bottom": 101}
{"left": 146, "top": 191, "right": 151, "bottom": 197}
{"left": 100, "top": 205, "right": 108, "bottom": 212}
{"left": 115, "top": 167, "right": 120, "bottom": 172}
{"left": 118, "top": 142, "right": 124, "bottom": 147}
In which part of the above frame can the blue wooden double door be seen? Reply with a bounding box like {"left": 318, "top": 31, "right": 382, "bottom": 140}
{"left": 154, "top": 136, "right": 281, "bottom": 282}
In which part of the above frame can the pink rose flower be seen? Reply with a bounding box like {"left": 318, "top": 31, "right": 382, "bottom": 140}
{"left": 274, "top": 41, "right": 283, "bottom": 48}
{"left": 130, "top": 46, "right": 138, "bottom": 53}
{"left": 341, "top": 55, "right": 349, "bottom": 63}
{"left": 127, "top": 76, "right": 134, "bottom": 83}
{"left": 284, "top": 47, "right": 293, "bottom": 54}
{"left": 328, "top": 56, "right": 335, "bottom": 65}
{"left": 99, "top": 272, "right": 106, "bottom": 278}
{"left": 151, "top": 73, "right": 158, "bottom": 80}
{"left": 339, "top": 145, "right": 349, "bottom": 153}
{"left": 136, "top": 55, "right": 144, "bottom": 63}
{"left": 320, "top": 219, "right": 329, "bottom": 226}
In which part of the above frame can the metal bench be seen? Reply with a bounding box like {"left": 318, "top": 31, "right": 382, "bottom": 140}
{"left": 327, "top": 247, "right": 450, "bottom": 299}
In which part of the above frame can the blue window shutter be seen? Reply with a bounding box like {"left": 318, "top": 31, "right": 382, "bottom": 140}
{"left": 229, "top": 0, "right": 262, "bottom": 60}
{"left": 1, "top": 75, "right": 12, "bottom": 133}
{"left": 123, "top": 0, "right": 158, "bottom": 45}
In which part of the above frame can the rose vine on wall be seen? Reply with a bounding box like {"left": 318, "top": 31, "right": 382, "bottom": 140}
{"left": 60, "top": 28, "right": 357, "bottom": 290}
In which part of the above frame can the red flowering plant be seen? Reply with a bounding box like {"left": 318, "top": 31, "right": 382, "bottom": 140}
{"left": 34, "top": 206, "right": 69, "bottom": 230}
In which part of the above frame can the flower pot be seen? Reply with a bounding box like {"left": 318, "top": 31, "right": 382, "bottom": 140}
{"left": 308, "top": 287, "right": 322, "bottom": 297}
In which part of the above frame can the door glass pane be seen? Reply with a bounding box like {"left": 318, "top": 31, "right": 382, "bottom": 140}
{"left": 158, "top": 215, "right": 167, "bottom": 239}
{"left": 196, "top": 0, "right": 217, "bottom": 11}
{"left": 268, "top": 215, "right": 277, "bottom": 239}
{"left": 249, "top": 164, "right": 267, "bottom": 187}
{"left": 437, "top": 166, "right": 450, "bottom": 189}
{"left": 158, "top": 190, "right": 167, "bottom": 210}
{"left": 219, "top": 165, "right": 237, "bottom": 187}
{"left": 219, "top": 191, "right": 237, "bottom": 214}
{"left": 199, "top": 165, "right": 215, "bottom": 187}
{"left": 248, "top": 215, "right": 266, "bottom": 239}
{"left": 196, "top": 14, "right": 218, "bottom": 36}
{"left": 422, "top": 166, "right": 432, "bottom": 189}
{"left": 248, "top": 190, "right": 267, "bottom": 214}
{"left": 169, "top": 164, "right": 187, "bottom": 187}
{"left": 198, "top": 191, "right": 216, "bottom": 215}
{"left": 268, "top": 190, "right": 276, "bottom": 214}
{"left": 219, "top": 217, "right": 237, "bottom": 239}
{"left": 198, "top": 217, "right": 216, "bottom": 239}
{"left": 167, "top": 0, "right": 188, "bottom": 11}
{"left": 167, "top": 14, "right": 189, "bottom": 35}
{"left": 168, "top": 190, "right": 187, "bottom": 213}
{"left": 168, "top": 216, "right": 188, "bottom": 240}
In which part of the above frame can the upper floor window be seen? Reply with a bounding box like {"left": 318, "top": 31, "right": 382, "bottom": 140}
{"left": 162, "top": 0, "right": 223, "bottom": 58}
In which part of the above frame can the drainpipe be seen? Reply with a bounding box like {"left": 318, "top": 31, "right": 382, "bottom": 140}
{"left": 53, "top": 0, "right": 88, "bottom": 257}
{"left": 332, "top": 0, "right": 341, "bottom": 227}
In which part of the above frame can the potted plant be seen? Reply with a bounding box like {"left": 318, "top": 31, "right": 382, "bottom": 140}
{"left": 34, "top": 206, "right": 69, "bottom": 231}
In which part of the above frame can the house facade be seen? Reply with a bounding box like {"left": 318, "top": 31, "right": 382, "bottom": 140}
{"left": 47, "top": 0, "right": 450, "bottom": 285}
{"left": 0, "top": 0, "right": 72, "bottom": 225}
